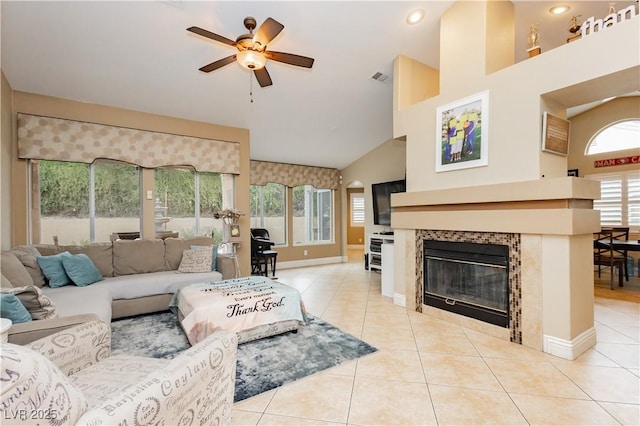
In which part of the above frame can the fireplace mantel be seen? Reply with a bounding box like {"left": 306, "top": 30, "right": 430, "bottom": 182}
{"left": 391, "top": 177, "right": 600, "bottom": 236}
{"left": 390, "top": 177, "right": 602, "bottom": 360}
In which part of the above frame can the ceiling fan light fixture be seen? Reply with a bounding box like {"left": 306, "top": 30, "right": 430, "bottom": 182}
{"left": 406, "top": 9, "right": 425, "bottom": 25}
{"left": 236, "top": 50, "right": 267, "bottom": 70}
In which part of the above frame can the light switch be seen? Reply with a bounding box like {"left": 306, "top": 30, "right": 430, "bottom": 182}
{"left": 146, "top": 190, "right": 153, "bottom": 200}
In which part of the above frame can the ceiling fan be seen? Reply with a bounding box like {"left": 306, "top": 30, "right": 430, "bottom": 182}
{"left": 187, "top": 16, "right": 315, "bottom": 87}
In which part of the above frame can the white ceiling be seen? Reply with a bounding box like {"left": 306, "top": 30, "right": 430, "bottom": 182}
{"left": 2, "top": 1, "right": 634, "bottom": 170}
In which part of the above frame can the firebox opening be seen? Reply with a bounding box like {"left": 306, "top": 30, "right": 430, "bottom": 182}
{"left": 423, "top": 240, "right": 509, "bottom": 328}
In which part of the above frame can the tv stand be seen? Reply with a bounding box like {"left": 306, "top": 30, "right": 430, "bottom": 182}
{"left": 366, "top": 233, "right": 395, "bottom": 297}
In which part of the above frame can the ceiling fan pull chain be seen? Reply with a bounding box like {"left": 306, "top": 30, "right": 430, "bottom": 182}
{"left": 249, "top": 71, "right": 254, "bottom": 103}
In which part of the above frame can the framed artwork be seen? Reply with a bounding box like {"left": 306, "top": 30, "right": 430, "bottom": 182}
{"left": 435, "top": 90, "right": 489, "bottom": 172}
{"left": 541, "top": 112, "right": 570, "bottom": 156}
{"left": 567, "top": 169, "right": 579, "bottom": 177}
{"left": 227, "top": 223, "right": 241, "bottom": 243}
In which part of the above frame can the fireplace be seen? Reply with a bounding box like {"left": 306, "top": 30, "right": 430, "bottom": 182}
{"left": 423, "top": 240, "right": 509, "bottom": 328}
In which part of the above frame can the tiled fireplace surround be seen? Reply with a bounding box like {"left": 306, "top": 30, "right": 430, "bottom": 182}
{"left": 414, "top": 230, "right": 522, "bottom": 344}
{"left": 392, "top": 178, "right": 602, "bottom": 360}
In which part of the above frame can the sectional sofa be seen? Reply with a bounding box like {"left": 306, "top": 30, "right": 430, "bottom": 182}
{"left": 1, "top": 237, "right": 234, "bottom": 344}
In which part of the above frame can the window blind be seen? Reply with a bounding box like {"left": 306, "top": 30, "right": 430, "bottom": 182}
{"left": 588, "top": 171, "right": 640, "bottom": 228}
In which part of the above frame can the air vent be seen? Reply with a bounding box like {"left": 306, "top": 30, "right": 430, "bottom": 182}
{"left": 371, "top": 72, "right": 390, "bottom": 83}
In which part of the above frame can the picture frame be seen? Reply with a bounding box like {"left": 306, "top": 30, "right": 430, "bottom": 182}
{"left": 541, "top": 112, "right": 570, "bottom": 156}
{"left": 435, "top": 90, "right": 489, "bottom": 172}
{"left": 227, "top": 223, "right": 241, "bottom": 243}
{"left": 567, "top": 169, "right": 579, "bottom": 177}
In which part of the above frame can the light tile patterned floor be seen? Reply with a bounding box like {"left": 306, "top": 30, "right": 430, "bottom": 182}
{"left": 232, "top": 252, "right": 640, "bottom": 426}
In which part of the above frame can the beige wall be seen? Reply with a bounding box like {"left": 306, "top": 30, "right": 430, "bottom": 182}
{"left": 340, "top": 138, "right": 406, "bottom": 244}
{"left": 1, "top": 71, "right": 13, "bottom": 250}
{"left": 568, "top": 96, "right": 640, "bottom": 177}
{"left": 396, "top": 7, "right": 639, "bottom": 192}
{"left": 8, "top": 91, "right": 252, "bottom": 274}
{"left": 393, "top": 0, "right": 638, "bottom": 354}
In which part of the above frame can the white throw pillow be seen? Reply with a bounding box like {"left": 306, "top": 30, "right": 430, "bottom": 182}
{"left": 177, "top": 248, "right": 213, "bottom": 273}
{"left": 0, "top": 343, "right": 88, "bottom": 425}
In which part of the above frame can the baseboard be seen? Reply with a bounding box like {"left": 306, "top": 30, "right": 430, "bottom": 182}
{"left": 543, "top": 327, "right": 597, "bottom": 360}
{"left": 278, "top": 256, "right": 344, "bottom": 270}
{"left": 347, "top": 244, "right": 365, "bottom": 249}
{"left": 393, "top": 293, "right": 406, "bottom": 307}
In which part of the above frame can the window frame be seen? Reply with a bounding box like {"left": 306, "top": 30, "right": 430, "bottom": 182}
{"left": 585, "top": 119, "right": 640, "bottom": 156}
{"left": 350, "top": 192, "right": 365, "bottom": 228}
{"left": 293, "top": 185, "right": 334, "bottom": 246}
{"left": 586, "top": 170, "right": 640, "bottom": 231}
{"left": 249, "top": 183, "right": 287, "bottom": 246}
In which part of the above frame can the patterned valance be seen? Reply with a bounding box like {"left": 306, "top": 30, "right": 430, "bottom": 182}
{"left": 250, "top": 160, "right": 341, "bottom": 189}
{"left": 17, "top": 113, "right": 240, "bottom": 174}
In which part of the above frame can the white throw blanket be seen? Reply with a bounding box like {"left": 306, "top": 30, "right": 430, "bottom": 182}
{"left": 173, "top": 276, "right": 306, "bottom": 345}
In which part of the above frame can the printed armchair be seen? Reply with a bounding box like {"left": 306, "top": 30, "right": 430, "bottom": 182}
{"left": 0, "top": 320, "right": 238, "bottom": 425}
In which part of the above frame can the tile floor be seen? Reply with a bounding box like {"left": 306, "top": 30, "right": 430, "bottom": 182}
{"left": 231, "top": 251, "right": 640, "bottom": 425}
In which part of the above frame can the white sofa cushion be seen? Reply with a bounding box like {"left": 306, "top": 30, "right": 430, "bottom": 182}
{"left": 93, "top": 270, "right": 223, "bottom": 300}
{"left": 42, "top": 284, "right": 112, "bottom": 323}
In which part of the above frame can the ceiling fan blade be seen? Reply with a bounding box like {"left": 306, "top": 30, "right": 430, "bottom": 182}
{"left": 254, "top": 68, "right": 273, "bottom": 87}
{"left": 264, "top": 51, "right": 314, "bottom": 68}
{"left": 199, "top": 55, "right": 237, "bottom": 73}
{"left": 187, "top": 26, "right": 237, "bottom": 47}
{"left": 254, "top": 18, "right": 284, "bottom": 47}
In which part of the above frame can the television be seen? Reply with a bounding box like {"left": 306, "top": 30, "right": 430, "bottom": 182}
{"left": 371, "top": 179, "right": 406, "bottom": 226}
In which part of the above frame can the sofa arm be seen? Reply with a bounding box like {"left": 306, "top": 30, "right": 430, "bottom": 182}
{"left": 8, "top": 313, "right": 103, "bottom": 346}
{"left": 77, "top": 329, "right": 238, "bottom": 426}
{"left": 26, "top": 320, "right": 111, "bottom": 376}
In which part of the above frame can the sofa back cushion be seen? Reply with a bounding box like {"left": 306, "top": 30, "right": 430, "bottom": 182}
{"left": 113, "top": 239, "right": 166, "bottom": 276}
{"left": 59, "top": 242, "right": 114, "bottom": 278}
{"left": 164, "top": 237, "right": 215, "bottom": 270}
{"left": 0, "top": 251, "right": 32, "bottom": 288}
{"left": 10, "top": 246, "right": 45, "bottom": 287}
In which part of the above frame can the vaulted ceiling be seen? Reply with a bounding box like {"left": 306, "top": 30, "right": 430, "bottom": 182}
{"left": 2, "top": 1, "right": 633, "bottom": 169}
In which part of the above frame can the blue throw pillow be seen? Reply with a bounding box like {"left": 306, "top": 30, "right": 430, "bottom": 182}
{"left": 0, "top": 293, "right": 32, "bottom": 323}
{"left": 191, "top": 245, "right": 218, "bottom": 271}
{"left": 62, "top": 254, "right": 104, "bottom": 287}
{"left": 36, "top": 252, "right": 72, "bottom": 288}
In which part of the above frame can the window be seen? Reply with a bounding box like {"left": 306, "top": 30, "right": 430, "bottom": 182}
{"left": 588, "top": 171, "right": 640, "bottom": 228}
{"left": 36, "top": 159, "right": 140, "bottom": 244}
{"left": 350, "top": 192, "right": 365, "bottom": 227}
{"left": 34, "top": 161, "right": 232, "bottom": 244}
{"left": 293, "top": 185, "right": 333, "bottom": 244}
{"left": 154, "top": 167, "right": 227, "bottom": 240}
{"left": 93, "top": 161, "right": 140, "bottom": 242}
{"left": 250, "top": 183, "right": 286, "bottom": 245}
{"left": 585, "top": 119, "right": 640, "bottom": 155}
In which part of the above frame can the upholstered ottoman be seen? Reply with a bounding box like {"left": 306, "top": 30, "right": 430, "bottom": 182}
{"left": 172, "top": 276, "right": 307, "bottom": 344}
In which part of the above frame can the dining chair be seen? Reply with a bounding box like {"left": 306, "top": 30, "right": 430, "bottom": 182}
{"left": 593, "top": 229, "right": 626, "bottom": 289}
{"left": 609, "top": 227, "right": 630, "bottom": 281}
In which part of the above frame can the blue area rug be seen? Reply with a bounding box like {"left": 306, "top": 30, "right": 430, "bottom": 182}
{"left": 111, "top": 311, "right": 377, "bottom": 402}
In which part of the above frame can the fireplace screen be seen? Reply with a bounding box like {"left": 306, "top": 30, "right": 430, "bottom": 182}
{"left": 423, "top": 240, "right": 509, "bottom": 327}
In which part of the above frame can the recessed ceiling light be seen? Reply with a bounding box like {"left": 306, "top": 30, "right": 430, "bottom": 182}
{"left": 407, "top": 9, "right": 425, "bottom": 25}
{"left": 549, "top": 5, "right": 571, "bottom": 15}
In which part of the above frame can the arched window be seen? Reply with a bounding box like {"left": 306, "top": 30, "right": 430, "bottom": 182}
{"left": 585, "top": 119, "right": 640, "bottom": 155}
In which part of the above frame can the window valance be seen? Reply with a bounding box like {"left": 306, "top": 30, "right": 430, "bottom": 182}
{"left": 250, "top": 160, "right": 341, "bottom": 190}
{"left": 17, "top": 113, "right": 240, "bottom": 174}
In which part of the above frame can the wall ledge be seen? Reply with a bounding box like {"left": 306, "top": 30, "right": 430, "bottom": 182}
{"left": 392, "top": 177, "right": 600, "bottom": 208}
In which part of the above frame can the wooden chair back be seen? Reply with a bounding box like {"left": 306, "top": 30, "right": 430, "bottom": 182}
{"left": 593, "top": 229, "right": 625, "bottom": 289}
